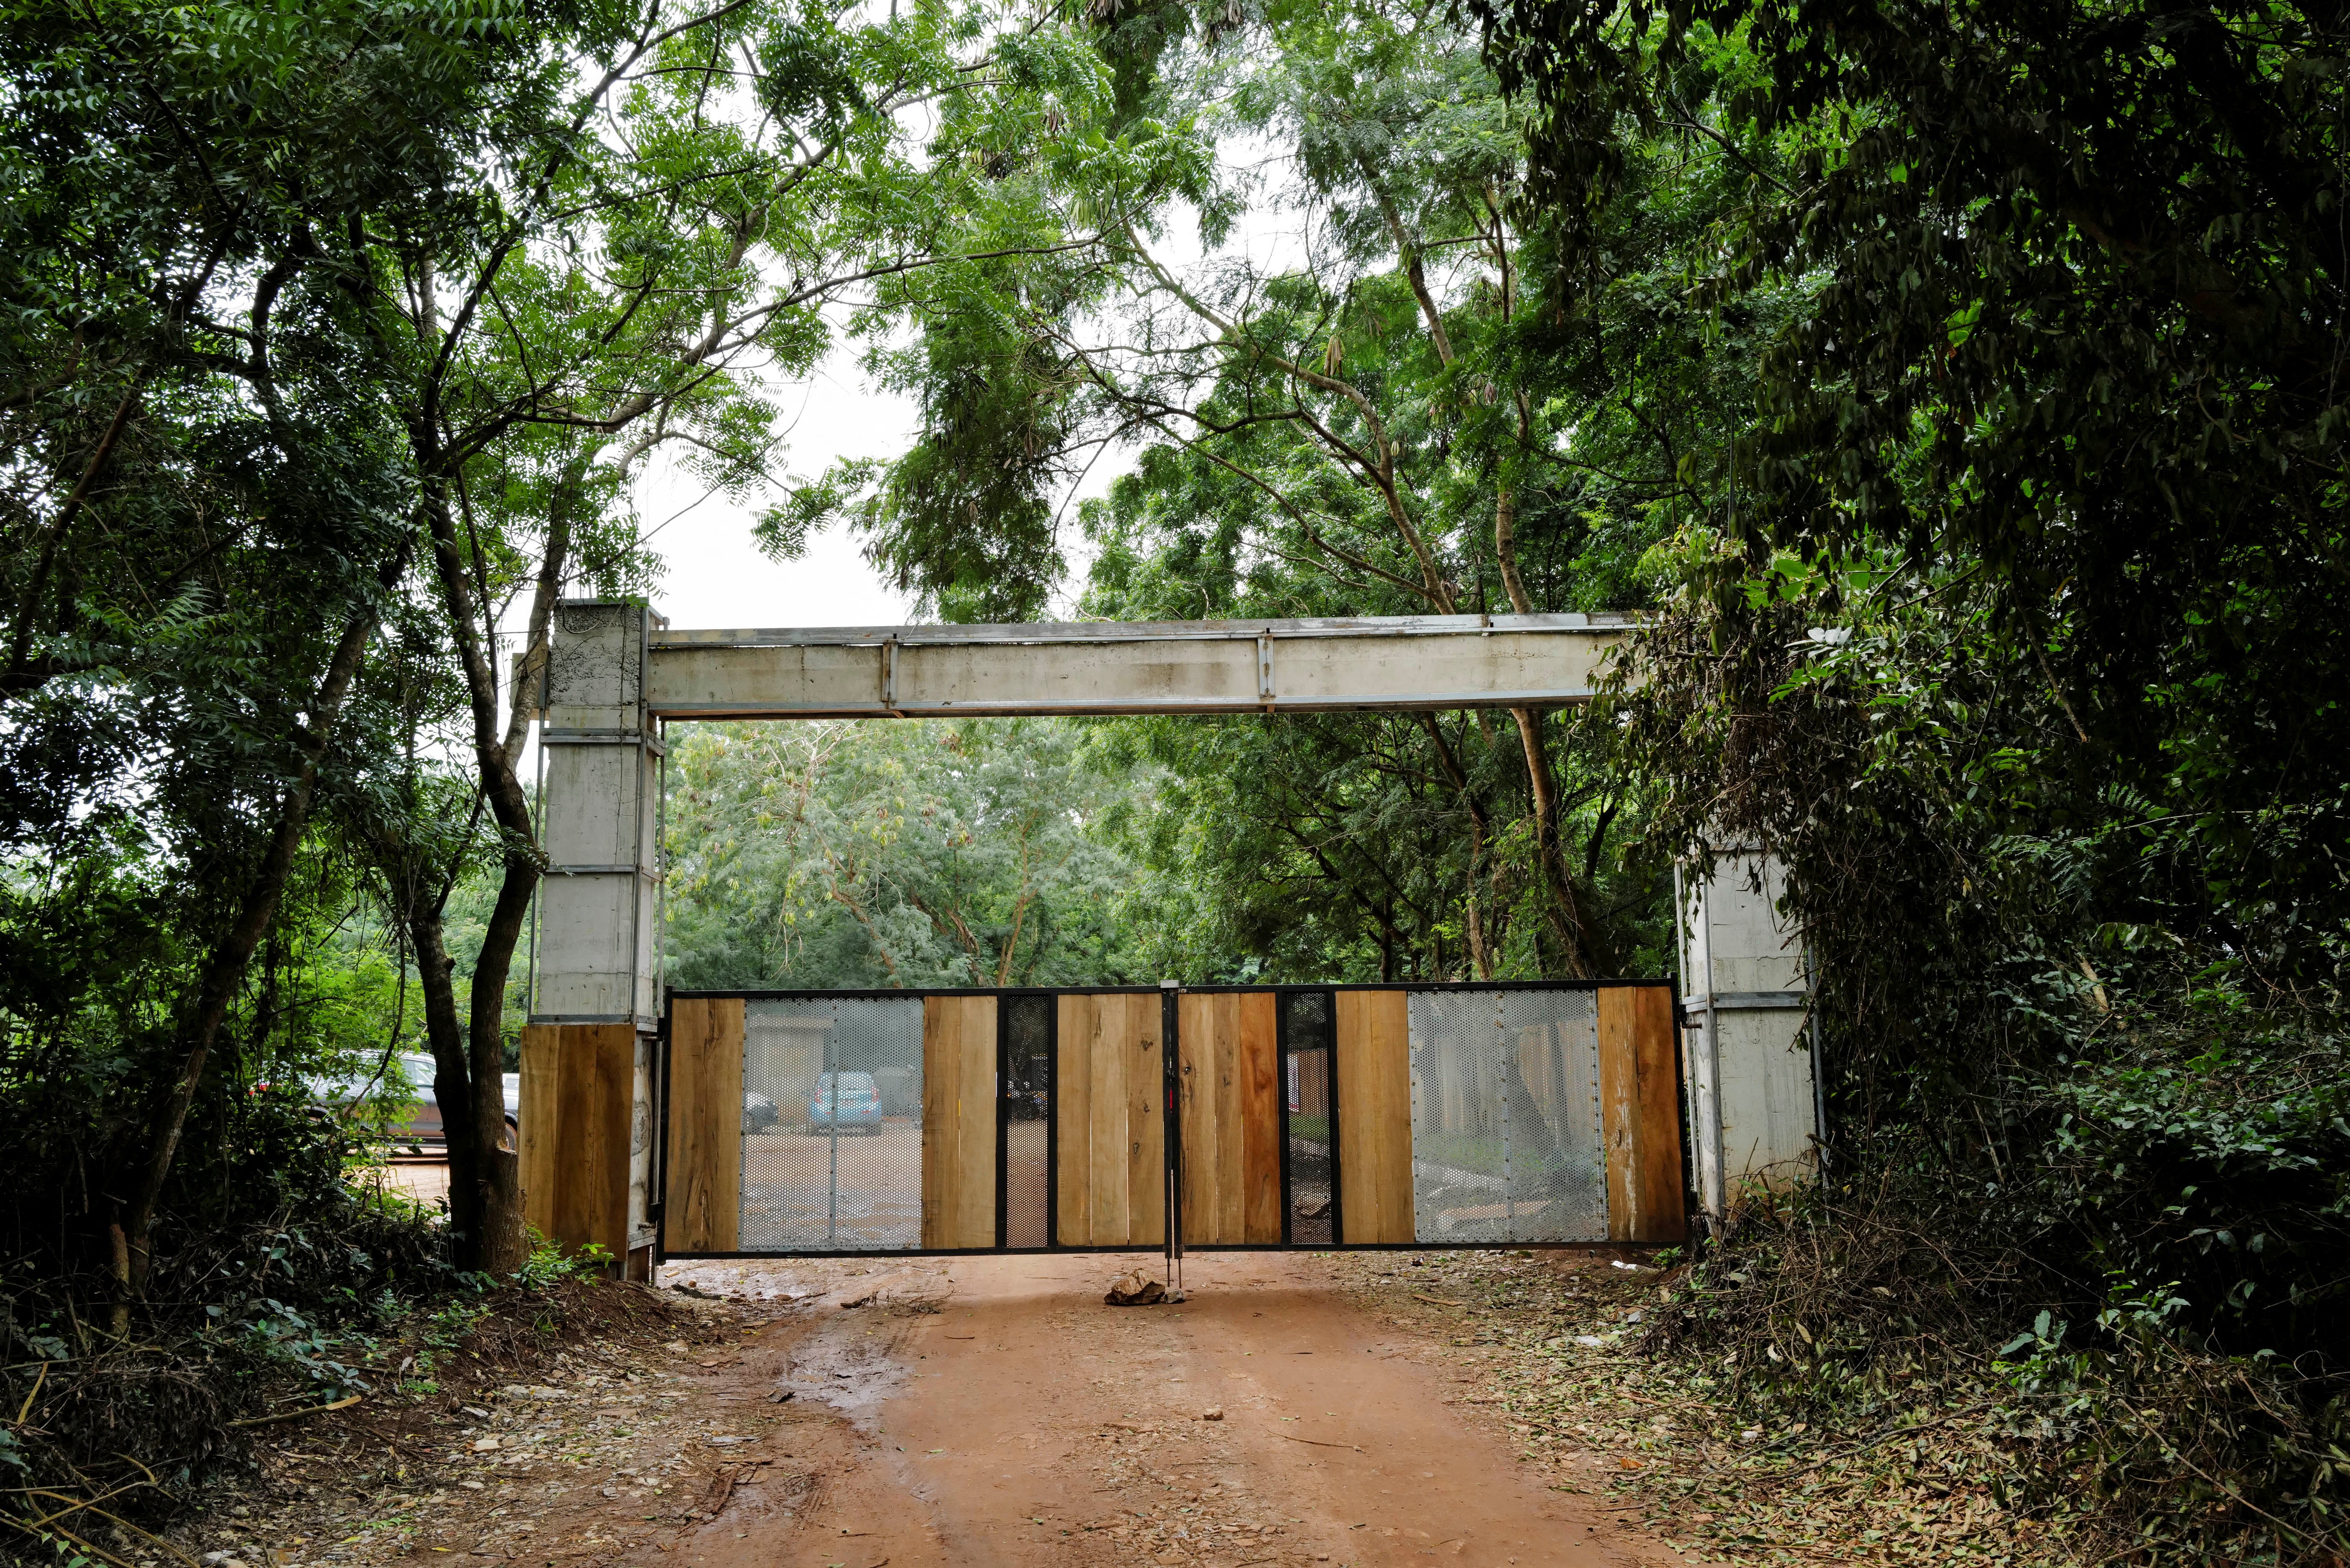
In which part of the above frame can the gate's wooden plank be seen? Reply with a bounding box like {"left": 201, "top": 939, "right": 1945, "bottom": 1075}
{"left": 922, "top": 996, "right": 999, "bottom": 1249}
{"left": 576, "top": 1025, "right": 639, "bottom": 1259}
{"left": 922, "top": 1000, "right": 958, "bottom": 1249}
{"left": 1336, "top": 991, "right": 1414, "bottom": 1243}
{"left": 1599, "top": 990, "right": 1633, "bottom": 1241}
{"left": 1214, "top": 994, "right": 1244, "bottom": 1241}
{"left": 1125, "top": 994, "right": 1166, "bottom": 1246}
{"left": 956, "top": 997, "right": 997, "bottom": 1245}
{"left": 1089, "top": 997, "right": 1130, "bottom": 1244}
{"left": 1055, "top": 995, "right": 1093, "bottom": 1246}
{"left": 1178, "top": 992, "right": 1231, "bottom": 1242}
{"left": 664, "top": 998, "right": 743, "bottom": 1253}
{"left": 1052, "top": 994, "right": 1167, "bottom": 1248}
{"left": 521, "top": 1023, "right": 638, "bottom": 1260}
{"left": 1177, "top": 994, "right": 1212, "bottom": 1242}
{"left": 1239, "top": 991, "right": 1282, "bottom": 1243}
{"left": 520, "top": 1024, "right": 561, "bottom": 1248}
{"left": 1600, "top": 986, "right": 1687, "bottom": 1244}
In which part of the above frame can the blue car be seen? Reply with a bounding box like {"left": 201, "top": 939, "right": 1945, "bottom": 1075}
{"left": 807, "top": 1072, "right": 884, "bottom": 1135}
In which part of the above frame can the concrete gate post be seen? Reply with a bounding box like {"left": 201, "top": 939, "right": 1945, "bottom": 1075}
{"left": 517, "top": 599, "right": 664, "bottom": 1277}
{"left": 1676, "top": 849, "right": 1823, "bottom": 1224}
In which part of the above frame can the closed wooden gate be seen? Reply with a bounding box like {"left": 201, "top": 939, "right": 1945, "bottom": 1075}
{"left": 1177, "top": 992, "right": 1281, "bottom": 1245}
{"left": 639, "top": 982, "right": 1685, "bottom": 1260}
{"left": 1055, "top": 993, "right": 1165, "bottom": 1248}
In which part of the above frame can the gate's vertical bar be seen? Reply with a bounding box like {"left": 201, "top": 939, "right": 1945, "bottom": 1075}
{"left": 1495, "top": 993, "right": 1513, "bottom": 1239}
{"left": 1161, "top": 981, "right": 1182, "bottom": 1296}
{"left": 996, "top": 997, "right": 1010, "bottom": 1251}
{"left": 825, "top": 999, "right": 840, "bottom": 1245}
{"left": 1044, "top": 995, "right": 1058, "bottom": 1249}
{"left": 1325, "top": 989, "right": 1343, "bottom": 1247}
{"left": 1275, "top": 991, "right": 1291, "bottom": 1248}
{"left": 653, "top": 1003, "right": 672, "bottom": 1266}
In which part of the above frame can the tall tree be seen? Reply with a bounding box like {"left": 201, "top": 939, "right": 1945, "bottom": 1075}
{"left": 786, "top": 0, "right": 1702, "bottom": 977}
{"left": 1478, "top": 0, "right": 2350, "bottom": 966}
{"left": 0, "top": 0, "right": 565, "bottom": 1315}
{"left": 339, "top": 0, "right": 1113, "bottom": 1268}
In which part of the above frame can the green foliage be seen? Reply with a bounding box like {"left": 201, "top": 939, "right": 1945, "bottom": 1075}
{"left": 1, "top": 0, "right": 2343, "bottom": 1556}
{"left": 2038, "top": 1000, "right": 2350, "bottom": 1360}
{"left": 1472, "top": 2, "right": 2350, "bottom": 1556}
{"left": 814, "top": 0, "right": 1701, "bottom": 979}
{"left": 665, "top": 718, "right": 1157, "bottom": 988}
{"left": 1485, "top": 0, "right": 2350, "bottom": 969}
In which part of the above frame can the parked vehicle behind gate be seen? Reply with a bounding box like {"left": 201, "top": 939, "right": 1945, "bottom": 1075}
{"left": 807, "top": 1072, "right": 883, "bottom": 1134}
{"left": 303, "top": 1053, "right": 519, "bottom": 1155}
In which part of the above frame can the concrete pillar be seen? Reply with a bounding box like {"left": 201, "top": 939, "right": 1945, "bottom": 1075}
{"left": 1676, "top": 849, "right": 1821, "bottom": 1222}
{"left": 523, "top": 600, "right": 663, "bottom": 1274}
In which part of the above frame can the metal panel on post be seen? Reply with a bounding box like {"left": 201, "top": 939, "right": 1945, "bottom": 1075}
{"left": 538, "top": 602, "right": 662, "bottom": 1029}
{"left": 1678, "top": 852, "right": 1818, "bottom": 1221}
{"left": 1405, "top": 991, "right": 1607, "bottom": 1245}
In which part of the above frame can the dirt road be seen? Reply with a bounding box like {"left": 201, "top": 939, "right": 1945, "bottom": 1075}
{"left": 228, "top": 1245, "right": 2052, "bottom": 1568}
{"left": 654, "top": 1251, "right": 1686, "bottom": 1568}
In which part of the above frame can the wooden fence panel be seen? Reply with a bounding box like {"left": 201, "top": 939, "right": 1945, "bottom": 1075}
{"left": 520, "top": 1022, "right": 637, "bottom": 1260}
{"left": 921, "top": 996, "right": 999, "bottom": 1249}
{"left": 664, "top": 998, "right": 743, "bottom": 1252}
{"left": 1178, "top": 992, "right": 1282, "bottom": 1245}
{"left": 1335, "top": 991, "right": 1413, "bottom": 1243}
{"left": 1600, "top": 986, "right": 1687, "bottom": 1244}
{"left": 1055, "top": 994, "right": 1164, "bottom": 1246}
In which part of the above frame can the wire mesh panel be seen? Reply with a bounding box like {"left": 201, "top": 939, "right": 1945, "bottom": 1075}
{"left": 1283, "top": 991, "right": 1337, "bottom": 1245}
{"left": 1496, "top": 990, "right": 1605, "bottom": 1242}
{"left": 1407, "top": 990, "right": 1604, "bottom": 1243}
{"left": 739, "top": 997, "right": 924, "bottom": 1251}
{"left": 1001, "top": 995, "right": 1053, "bottom": 1248}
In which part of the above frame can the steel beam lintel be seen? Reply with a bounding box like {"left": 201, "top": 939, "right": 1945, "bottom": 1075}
{"left": 648, "top": 690, "right": 1601, "bottom": 719}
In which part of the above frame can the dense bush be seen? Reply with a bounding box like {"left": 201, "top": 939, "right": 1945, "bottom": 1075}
{"left": 0, "top": 1095, "right": 449, "bottom": 1557}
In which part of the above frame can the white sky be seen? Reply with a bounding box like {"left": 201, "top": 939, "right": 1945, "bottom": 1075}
{"left": 628, "top": 337, "right": 921, "bottom": 632}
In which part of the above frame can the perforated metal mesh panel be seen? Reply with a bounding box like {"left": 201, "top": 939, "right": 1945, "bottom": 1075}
{"left": 1001, "top": 995, "right": 1052, "bottom": 1248}
{"left": 1407, "top": 990, "right": 1604, "bottom": 1243}
{"left": 739, "top": 997, "right": 923, "bottom": 1251}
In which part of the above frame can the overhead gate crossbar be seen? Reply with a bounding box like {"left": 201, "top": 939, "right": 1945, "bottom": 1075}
{"left": 652, "top": 982, "right": 1686, "bottom": 1260}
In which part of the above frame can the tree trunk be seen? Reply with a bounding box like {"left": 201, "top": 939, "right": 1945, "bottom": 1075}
{"left": 407, "top": 910, "right": 479, "bottom": 1234}
{"left": 414, "top": 459, "right": 576, "bottom": 1276}
{"left": 1490, "top": 378, "right": 1604, "bottom": 978}
{"left": 114, "top": 536, "right": 408, "bottom": 1328}
{"left": 464, "top": 868, "right": 535, "bottom": 1276}
{"left": 1495, "top": 462, "right": 1535, "bottom": 620}
{"left": 1510, "top": 704, "right": 1606, "bottom": 979}
{"left": 1418, "top": 711, "right": 1497, "bottom": 980}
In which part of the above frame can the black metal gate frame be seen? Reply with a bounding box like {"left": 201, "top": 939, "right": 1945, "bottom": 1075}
{"left": 653, "top": 979, "right": 1674, "bottom": 1263}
